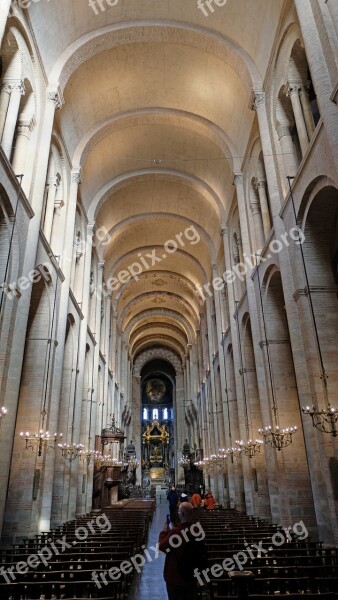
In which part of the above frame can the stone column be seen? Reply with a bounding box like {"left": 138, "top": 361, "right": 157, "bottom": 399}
{"left": 205, "top": 297, "right": 220, "bottom": 500}
{"left": 255, "top": 179, "right": 271, "bottom": 240}
{"left": 287, "top": 84, "right": 309, "bottom": 156}
{"left": 233, "top": 173, "right": 252, "bottom": 259}
{"left": 175, "top": 372, "right": 185, "bottom": 484}
{"left": 276, "top": 124, "right": 299, "bottom": 179}
{"left": 102, "top": 295, "right": 112, "bottom": 429}
{"left": 299, "top": 85, "right": 315, "bottom": 139}
{"left": 220, "top": 227, "right": 254, "bottom": 514}
{"left": 92, "top": 262, "right": 104, "bottom": 401}
{"left": 0, "top": 0, "right": 11, "bottom": 47}
{"left": 250, "top": 197, "right": 265, "bottom": 251}
{"left": 49, "top": 170, "right": 83, "bottom": 527}
{"left": 294, "top": 0, "right": 338, "bottom": 166}
{"left": 186, "top": 346, "right": 191, "bottom": 403}
{"left": 131, "top": 374, "right": 142, "bottom": 483}
{"left": 325, "top": 0, "right": 338, "bottom": 41}
{"left": 251, "top": 91, "right": 283, "bottom": 217}
{"left": 190, "top": 342, "right": 199, "bottom": 401}
{"left": 43, "top": 174, "right": 61, "bottom": 242}
{"left": 75, "top": 223, "right": 94, "bottom": 515}
{"left": 212, "top": 263, "right": 226, "bottom": 451}
{"left": 1, "top": 80, "right": 25, "bottom": 160}
{"left": 11, "top": 116, "right": 36, "bottom": 175}
{"left": 0, "top": 82, "right": 12, "bottom": 140}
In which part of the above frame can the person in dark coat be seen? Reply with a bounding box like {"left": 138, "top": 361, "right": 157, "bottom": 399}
{"left": 159, "top": 502, "right": 198, "bottom": 600}
{"left": 167, "top": 486, "right": 179, "bottom": 522}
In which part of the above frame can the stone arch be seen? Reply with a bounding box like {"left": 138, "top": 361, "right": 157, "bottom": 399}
{"left": 134, "top": 347, "right": 182, "bottom": 376}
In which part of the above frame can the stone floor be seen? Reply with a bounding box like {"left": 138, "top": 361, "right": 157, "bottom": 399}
{"left": 128, "top": 500, "right": 168, "bottom": 600}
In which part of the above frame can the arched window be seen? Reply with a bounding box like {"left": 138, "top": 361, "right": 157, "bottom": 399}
{"left": 152, "top": 408, "right": 158, "bottom": 421}
{"left": 163, "top": 408, "right": 168, "bottom": 420}
{"left": 143, "top": 407, "right": 148, "bottom": 420}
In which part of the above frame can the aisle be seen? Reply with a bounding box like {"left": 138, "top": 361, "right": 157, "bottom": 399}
{"left": 128, "top": 501, "right": 168, "bottom": 600}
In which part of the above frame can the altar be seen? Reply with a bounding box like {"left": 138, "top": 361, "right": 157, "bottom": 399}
{"left": 142, "top": 421, "right": 170, "bottom": 483}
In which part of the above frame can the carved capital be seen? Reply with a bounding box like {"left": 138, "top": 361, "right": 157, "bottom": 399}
{"left": 47, "top": 86, "right": 64, "bottom": 109}
{"left": 71, "top": 169, "right": 82, "bottom": 184}
{"left": 17, "top": 116, "right": 36, "bottom": 139}
{"left": 286, "top": 83, "right": 301, "bottom": 97}
{"left": 250, "top": 90, "right": 265, "bottom": 111}
{"left": 254, "top": 177, "right": 267, "bottom": 191}
{"left": 220, "top": 227, "right": 228, "bottom": 237}
{"left": 2, "top": 80, "right": 25, "bottom": 95}
{"left": 233, "top": 172, "right": 243, "bottom": 187}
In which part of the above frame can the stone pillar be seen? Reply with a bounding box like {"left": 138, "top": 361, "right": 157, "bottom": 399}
{"left": 250, "top": 197, "right": 265, "bottom": 251}
{"left": 0, "top": 82, "right": 12, "bottom": 140}
{"left": 325, "top": 0, "right": 338, "bottom": 41}
{"left": 175, "top": 372, "right": 185, "bottom": 484}
{"left": 75, "top": 223, "right": 94, "bottom": 515}
{"left": 92, "top": 262, "right": 104, "bottom": 398}
{"left": 251, "top": 91, "right": 283, "bottom": 217}
{"left": 0, "top": 0, "right": 11, "bottom": 47}
{"left": 11, "top": 116, "right": 36, "bottom": 175}
{"left": 294, "top": 0, "right": 338, "bottom": 166}
{"left": 186, "top": 347, "right": 191, "bottom": 403}
{"left": 131, "top": 374, "right": 142, "bottom": 484}
{"left": 50, "top": 169, "right": 83, "bottom": 527}
{"left": 276, "top": 124, "right": 299, "bottom": 179}
{"left": 233, "top": 173, "right": 252, "bottom": 259}
{"left": 1, "top": 80, "right": 25, "bottom": 159}
{"left": 287, "top": 84, "right": 309, "bottom": 156}
{"left": 102, "top": 295, "right": 112, "bottom": 429}
{"left": 43, "top": 174, "right": 61, "bottom": 242}
{"left": 299, "top": 85, "right": 315, "bottom": 138}
{"left": 255, "top": 179, "right": 271, "bottom": 240}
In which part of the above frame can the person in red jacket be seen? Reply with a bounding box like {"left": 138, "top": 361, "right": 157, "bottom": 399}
{"left": 158, "top": 502, "right": 198, "bottom": 600}
{"left": 204, "top": 491, "right": 215, "bottom": 510}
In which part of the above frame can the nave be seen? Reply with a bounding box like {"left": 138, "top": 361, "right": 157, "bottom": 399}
{"left": 1, "top": 499, "right": 338, "bottom": 599}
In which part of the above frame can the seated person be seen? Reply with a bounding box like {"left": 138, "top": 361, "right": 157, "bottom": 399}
{"left": 204, "top": 490, "right": 215, "bottom": 510}
{"left": 190, "top": 491, "right": 202, "bottom": 508}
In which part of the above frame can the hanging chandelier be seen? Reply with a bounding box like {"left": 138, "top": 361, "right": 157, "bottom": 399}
{"left": 194, "top": 460, "right": 205, "bottom": 471}
{"left": 58, "top": 442, "right": 84, "bottom": 462}
{"left": 95, "top": 454, "right": 124, "bottom": 467}
{"left": 219, "top": 447, "right": 242, "bottom": 462}
{"left": 79, "top": 449, "right": 102, "bottom": 465}
{"left": 20, "top": 430, "right": 63, "bottom": 457}
{"left": 301, "top": 405, "right": 338, "bottom": 437}
{"left": 258, "top": 426, "right": 297, "bottom": 450}
{"left": 179, "top": 456, "right": 191, "bottom": 469}
{"left": 128, "top": 457, "right": 140, "bottom": 470}
{"left": 236, "top": 439, "right": 263, "bottom": 459}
